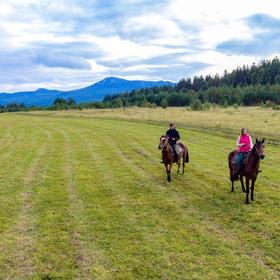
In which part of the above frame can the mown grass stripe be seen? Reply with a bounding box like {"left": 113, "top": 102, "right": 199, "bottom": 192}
{"left": 27, "top": 124, "right": 78, "bottom": 279}
{"left": 4, "top": 126, "right": 52, "bottom": 279}
{"left": 60, "top": 119, "right": 277, "bottom": 279}
{"left": 0, "top": 113, "right": 279, "bottom": 279}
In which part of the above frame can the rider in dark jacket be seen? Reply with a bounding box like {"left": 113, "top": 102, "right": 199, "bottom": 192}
{"left": 166, "top": 123, "right": 180, "bottom": 158}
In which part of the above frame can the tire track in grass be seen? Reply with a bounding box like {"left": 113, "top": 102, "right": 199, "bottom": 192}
{"left": 21, "top": 116, "right": 278, "bottom": 278}
{"left": 90, "top": 120, "right": 279, "bottom": 279}
{"left": 58, "top": 120, "right": 175, "bottom": 278}
{"left": 28, "top": 124, "right": 79, "bottom": 279}
{"left": 53, "top": 124, "right": 97, "bottom": 279}
{"left": 118, "top": 126, "right": 280, "bottom": 278}
{"left": 0, "top": 120, "right": 46, "bottom": 277}
{"left": 63, "top": 121, "right": 256, "bottom": 278}
{"left": 22, "top": 117, "right": 131, "bottom": 279}
{"left": 141, "top": 128, "right": 279, "bottom": 278}
{"left": 4, "top": 125, "right": 52, "bottom": 280}
{"left": 0, "top": 120, "right": 15, "bottom": 152}
{"left": 59, "top": 120, "right": 140, "bottom": 279}
{"left": 67, "top": 123, "right": 142, "bottom": 279}
{"left": 98, "top": 125, "right": 271, "bottom": 279}
{"left": 33, "top": 120, "right": 116, "bottom": 279}
{"left": 73, "top": 121, "right": 165, "bottom": 184}
{"left": 0, "top": 125, "right": 26, "bottom": 164}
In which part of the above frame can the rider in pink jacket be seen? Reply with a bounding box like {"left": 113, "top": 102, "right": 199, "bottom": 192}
{"left": 235, "top": 128, "right": 253, "bottom": 174}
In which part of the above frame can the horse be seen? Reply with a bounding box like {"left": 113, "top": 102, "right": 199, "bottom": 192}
{"left": 228, "top": 138, "right": 265, "bottom": 204}
{"left": 158, "top": 135, "right": 189, "bottom": 182}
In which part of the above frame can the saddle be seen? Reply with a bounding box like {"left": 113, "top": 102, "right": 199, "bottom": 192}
{"left": 242, "top": 153, "right": 250, "bottom": 165}
{"left": 169, "top": 144, "right": 181, "bottom": 161}
{"left": 231, "top": 151, "right": 249, "bottom": 166}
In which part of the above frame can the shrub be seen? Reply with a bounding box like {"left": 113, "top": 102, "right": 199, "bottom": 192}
{"left": 273, "top": 104, "right": 280, "bottom": 110}
{"left": 262, "top": 100, "right": 274, "bottom": 108}
{"left": 191, "top": 99, "right": 203, "bottom": 111}
{"left": 223, "top": 101, "right": 229, "bottom": 108}
{"left": 161, "top": 98, "right": 168, "bottom": 109}
{"left": 203, "top": 102, "right": 211, "bottom": 111}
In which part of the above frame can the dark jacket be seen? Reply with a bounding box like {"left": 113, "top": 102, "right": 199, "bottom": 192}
{"left": 166, "top": 128, "right": 180, "bottom": 146}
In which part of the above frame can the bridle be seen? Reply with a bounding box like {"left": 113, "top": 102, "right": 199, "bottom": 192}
{"left": 158, "top": 136, "right": 170, "bottom": 151}
{"left": 252, "top": 143, "right": 265, "bottom": 159}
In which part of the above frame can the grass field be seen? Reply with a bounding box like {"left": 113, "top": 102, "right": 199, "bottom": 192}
{"left": 30, "top": 106, "right": 280, "bottom": 144}
{"left": 0, "top": 108, "right": 279, "bottom": 279}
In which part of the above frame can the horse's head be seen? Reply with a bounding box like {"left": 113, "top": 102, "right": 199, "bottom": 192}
{"left": 253, "top": 138, "right": 265, "bottom": 160}
{"left": 158, "top": 135, "right": 169, "bottom": 150}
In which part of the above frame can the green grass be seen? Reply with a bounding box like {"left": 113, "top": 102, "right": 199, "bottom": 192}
{"left": 0, "top": 111, "right": 279, "bottom": 279}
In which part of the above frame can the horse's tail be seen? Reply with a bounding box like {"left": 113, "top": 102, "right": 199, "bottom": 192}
{"left": 185, "top": 148, "right": 189, "bottom": 163}
{"left": 179, "top": 143, "right": 189, "bottom": 163}
{"left": 228, "top": 150, "right": 238, "bottom": 181}
{"left": 228, "top": 151, "right": 236, "bottom": 168}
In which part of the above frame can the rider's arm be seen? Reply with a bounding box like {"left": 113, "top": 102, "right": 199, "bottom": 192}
{"left": 236, "top": 136, "right": 243, "bottom": 147}
{"left": 249, "top": 136, "right": 253, "bottom": 149}
{"left": 176, "top": 131, "right": 180, "bottom": 141}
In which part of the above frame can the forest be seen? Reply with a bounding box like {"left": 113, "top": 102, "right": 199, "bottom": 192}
{"left": 2, "top": 57, "right": 280, "bottom": 112}
{"left": 102, "top": 57, "right": 280, "bottom": 108}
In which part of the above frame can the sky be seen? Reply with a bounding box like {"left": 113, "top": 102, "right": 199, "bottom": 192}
{"left": 0, "top": 0, "right": 280, "bottom": 92}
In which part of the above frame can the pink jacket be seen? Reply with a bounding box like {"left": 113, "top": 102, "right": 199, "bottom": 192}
{"left": 236, "top": 134, "right": 253, "bottom": 153}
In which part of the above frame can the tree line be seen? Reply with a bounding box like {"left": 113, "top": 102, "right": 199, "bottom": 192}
{"left": 2, "top": 57, "right": 280, "bottom": 112}
{"left": 101, "top": 57, "right": 280, "bottom": 108}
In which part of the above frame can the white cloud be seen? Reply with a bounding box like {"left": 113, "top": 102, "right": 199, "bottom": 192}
{"left": 0, "top": 0, "right": 280, "bottom": 92}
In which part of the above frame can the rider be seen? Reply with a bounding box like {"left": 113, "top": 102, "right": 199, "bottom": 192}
{"left": 234, "top": 128, "right": 253, "bottom": 175}
{"left": 166, "top": 123, "right": 181, "bottom": 160}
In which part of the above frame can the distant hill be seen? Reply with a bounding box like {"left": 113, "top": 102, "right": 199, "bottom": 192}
{"left": 0, "top": 77, "right": 175, "bottom": 107}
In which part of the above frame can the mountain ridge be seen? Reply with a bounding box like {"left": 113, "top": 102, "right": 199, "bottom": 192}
{"left": 0, "top": 77, "right": 175, "bottom": 107}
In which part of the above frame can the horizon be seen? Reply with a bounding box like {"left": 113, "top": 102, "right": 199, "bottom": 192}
{"left": 1, "top": 1, "right": 280, "bottom": 93}
{"left": 0, "top": 76, "right": 175, "bottom": 94}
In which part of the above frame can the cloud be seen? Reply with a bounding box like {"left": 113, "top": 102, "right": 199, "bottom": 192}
{"left": 34, "top": 51, "right": 91, "bottom": 70}
{"left": 217, "top": 14, "right": 280, "bottom": 56}
{"left": 247, "top": 13, "right": 280, "bottom": 29}
{"left": 1, "top": 0, "right": 280, "bottom": 92}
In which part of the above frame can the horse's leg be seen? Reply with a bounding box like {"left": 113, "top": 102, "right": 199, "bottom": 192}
{"left": 230, "top": 167, "right": 234, "bottom": 192}
{"left": 165, "top": 163, "right": 169, "bottom": 182}
{"left": 240, "top": 176, "right": 245, "bottom": 193}
{"left": 166, "top": 163, "right": 171, "bottom": 182}
{"left": 168, "top": 164, "right": 172, "bottom": 182}
{"left": 182, "top": 159, "right": 185, "bottom": 174}
{"left": 245, "top": 177, "right": 250, "bottom": 204}
{"left": 251, "top": 177, "right": 256, "bottom": 201}
{"left": 177, "top": 158, "right": 180, "bottom": 174}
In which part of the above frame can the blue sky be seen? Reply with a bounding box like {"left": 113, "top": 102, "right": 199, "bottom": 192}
{"left": 0, "top": 0, "right": 280, "bottom": 92}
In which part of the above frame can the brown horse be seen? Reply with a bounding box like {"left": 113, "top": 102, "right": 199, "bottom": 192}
{"left": 158, "top": 135, "right": 189, "bottom": 182}
{"left": 228, "top": 138, "right": 265, "bottom": 204}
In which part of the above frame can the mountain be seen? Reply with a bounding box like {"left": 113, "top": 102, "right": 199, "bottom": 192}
{"left": 0, "top": 77, "right": 175, "bottom": 107}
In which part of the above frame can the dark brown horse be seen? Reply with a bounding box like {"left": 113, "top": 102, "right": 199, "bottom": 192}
{"left": 158, "top": 136, "right": 189, "bottom": 182}
{"left": 228, "top": 138, "right": 265, "bottom": 204}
